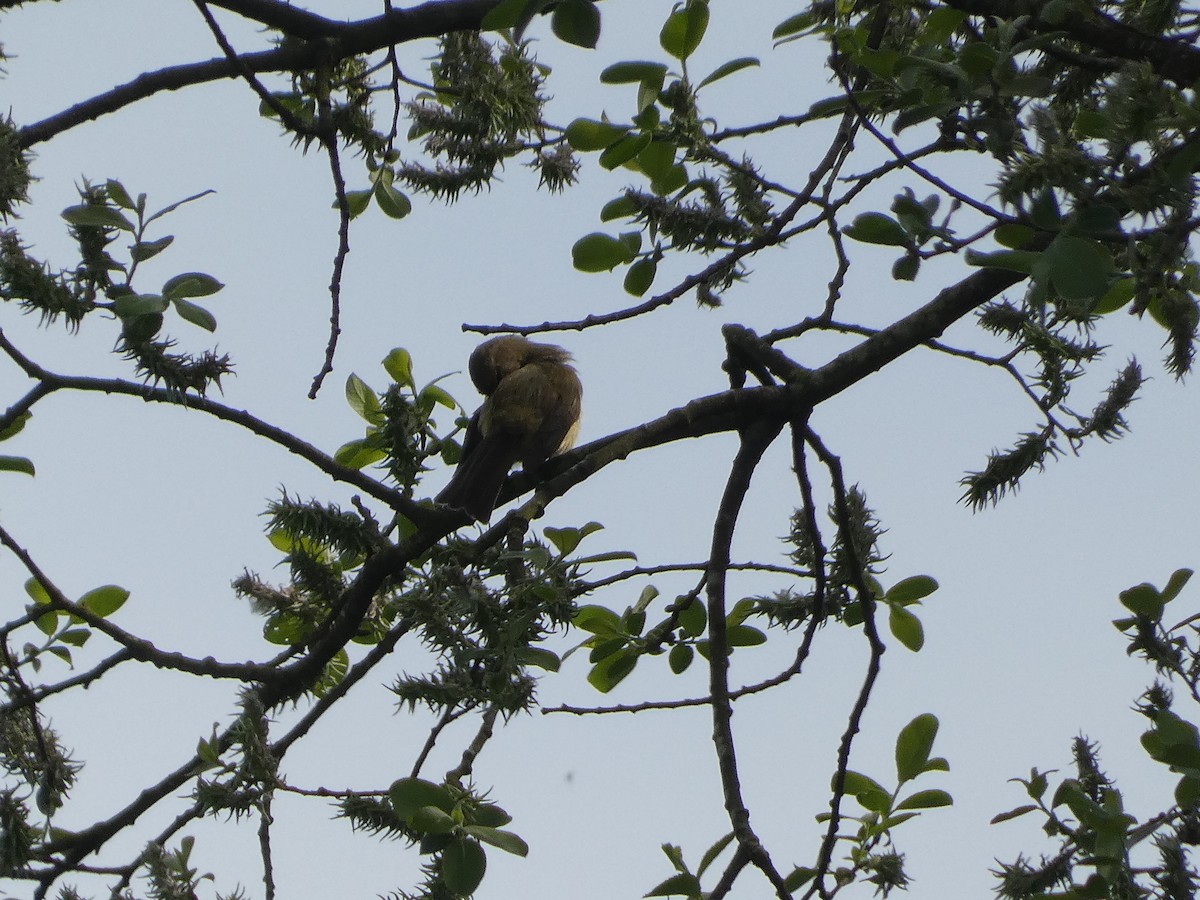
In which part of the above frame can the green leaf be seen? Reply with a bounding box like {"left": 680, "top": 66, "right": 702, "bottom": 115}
{"left": 843, "top": 212, "right": 909, "bottom": 247}
{"left": 840, "top": 770, "right": 891, "bottom": 813}
{"left": 991, "top": 804, "right": 1038, "bottom": 824}
{"left": 517, "top": 646, "right": 560, "bottom": 672}
{"left": 1045, "top": 235, "right": 1113, "bottom": 301}
{"left": 601, "top": 61, "right": 668, "bottom": 85}
{"left": 0, "top": 411, "right": 29, "bottom": 443}
{"left": 481, "top": 0, "right": 545, "bottom": 31}
{"left": 587, "top": 648, "right": 637, "bottom": 692}
{"left": 172, "top": 298, "right": 217, "bottom": 332}
{"left": 0, "top": 455, "right": 34, "bottom": 476}
{"left": 114, "top": 294, "right": 169, "bottom": 317}
{"left": 886, "top": 575, "right": 938, "bottom": 605}
{"left": 572, "top": 232, "right": 636, "bottom": 272}
{"left": 892, "top": 254, "right": 919, "bottom": 282}
{"left": 660, "top": 0, "right": 709, "bottom": 61}
{"left": 345, "top": 373, "right": 383, "bottom": 424}
{"left": 62, "top": 203, "right": 134, "bottom": 231}
{"left": 334, "top": 438, "right": 387, "bottom": 470}
{"left": 783, "top": 867, "right": 818, "bottom": 891}
{"left": 389, "top": 777, "right": 453, "bottom": 820}
{"left": 638, "top": 141, "right": 676, "bottom": 181}
{"left": 383, "top": 348, "right": 414, "bottom": 387}
{"left": 601, "top": 194, "right": 639, "bottom": 221}
{"left": 565, "top": 118, "right": 629, "bottom": 151}
{"left": 58, "top": 628, "right": 91, "bottom": 648}
{"left": 1094, "top": 278, "right": 1135, "bottom": 314}
{"left": 441, "top": 838, "right": 487, "bottom": 896}
{"left": 726, "top": 624, "right": 766, "bottom": 647}
{"left": 1120, "top": 583, "right": 1164, "bottom": 619}
{"left": 896, "top": 788, "right": 952, "bottom": 810}
{"left": 696, "top": 831, "right": 734, "bottom": 878}
{"left": 551, "top": 0, "right": 600, "bottom": 48}
{"left": 696, "top": 56, "right": 759, "bottom": 90}
{"left": 773, "top": 11, "right": 820, "bottom": 41}
{"left": 965, "top": 247, "right": 1040, "bottom": 273}
{"left": 25, "top": 578, "right": 52, "bottom": 606}
{"left": 624, "top": 257, "right": 657, "bottom": 297}
{"left": 888, "top": 604, "right": 925, "bottom": 651}
{"left": 162, "top": 272, "right": 224, "bottom": 300}
{"left": 895, "top": 713, "right": 939, "bottom": 783}
{"left": 677, "top": 597, "right": 706, "bottom": 637}
{"left": 645, "top": 871, "right": 702, "bottom": 898}
{"left": 79, "top": 585, "right": 129, "bottom": 618}
{"left": 464, "top": 826, "right": 528, "bottom": 857}
{"left": 994, "top": 223, "right": 1035, "bottom": 249}
{"left": 574, "top": 604, "right": 622, "bottom": 635}
{"left": 130, "top": 235, "right": 175, "bottom": 263}
{"left": 339, "top": 189, "right": 372, "bottom": 219}
{"left": 668, "top": 643, "right": 693, "bottom": 674}
{"left": 419, "top": 384, "right": 455, "bottom": 411}
{"left": 105, "top": 179, "right": 136, "bottom": 210}
{"left": 599, "top": 132, "right": 652, "bottom": 170}
{"left": 373, "top": 182, "right": 412, "bottom": 219}
{"left": 1161, "top": 568, "right": 1194, "bottom": 604}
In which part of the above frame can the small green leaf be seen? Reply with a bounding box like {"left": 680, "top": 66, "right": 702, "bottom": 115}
{"left": 518, "top": 646, "right": 561, "bottom": 672}
{"left": 645, "top": 871, "right": 702, "bottom": 898}
{"left": 58, "top": 628, "right": 91, "bottom": 648}
{"left": 994, "top": 223, "right": 1035, "bottom": 249}
{"left": 886, "top": 575, "right": 938, "bottom": 605}
{"left": 587, "top": 648, "right": 637, "bottom": 692}
{"left": 896, "top": 788, "right": 952, "bottom": 810}
{"left": 1161, "top": 568, "right": 1194, "bottom": 604}
{"left": 624, "top": 257, "right": 657, "bottom": 297}
{"left": 62, "top": 204, "right": 134, "bottom": 231}
{"left": 481, "top": 0, "right": 545, "bottom": 31}
{"left": 660, "top": 0, "right": 709, "bottom": 61}
{"left": 345, "top": 373, "right": 383, "bottom": 424}
{"left": 888, "top": 604, "right": 925, "bottom": 651}
{"left": 105, "top": 179, "right": 136, "bottom": 210}
{"left": 991, "top": 804, "right": 1038, "bottom": 824}
{"left": 965, "top": 247, "right": 1040, "bottom": 273}
{"left": 773, "top": 11, "right": 820, "bottom": 41}
{"left": 677, "top": 597, "right": 705, "bottom": 637}
{"left": 895, "top": 713, "right": 939, "bottom": 783}
{"left": 843, "top": 212, "right": 910, "bottom": 247}
{"left": 464, "top": 825, "right": 528, "bottom": 857}
{"left": 383, "top": 348, "right": 414, "bottom": 387}
{"left": 0, "top": 411, "right": 29, "bottom": 443}
{"left": 599, "top": 132, "right": 652, "bottom": 170}
{"left": 565, "top": 118, "right": 629, "bottom": 151}
{"left": 419, "top": 384, "right": 455, "bottom": 410}
{"left": 389, "top": 777, "right": 453, "bottom": 820}
{"left": 726, "top": 624, "right": 766, "bottom": 647}
{"left": 1094, "top": 278, "right": 1135, "bottom": 314}
{"left": 551, "top": 0, "right": 600, "bottom": 48}
{"left": 1045, "top": 235, "right": 1113, "bottom": 301}
{"left": 572, "top": 232, "right": 636, "bottom": 272}
{"left": 1120, "top": 583, "right": 1164, "bottom": 619}
{"left": 334, "top": 438, "right": 387, "bottom": 470}
{"left": 441, "top": 838, "right": 487, "bottom": 896}
{"left": 131, "top": 235, "right": 174, "bottom": 263}
{"left": 696, "top": 831, "right": 734, "bottom": 878}
{"left": 638, "top": 141, "right": 676, "bottom": 181}
{"left": 668, "top": 643, "right": 693, "bottom": 674}
{"left": 601, "top": 195, "right": 639, "bottom": 221}
{"left": 162, "top": 272, "right": 224, "bottom": 299}
{"left": 783, "top": 866, "right": 818, "bottom": 891}
{"left": 0, "top": 455, "right": 34, "bottom": 476}
{"left": 79, "top": 585, "right": 129, "bottom": 618}
{"left": 892, "top": 254, "right": 920, "bottom": 282}
{"left": 172, "top": 298, "right": 217, "bottom": 332}
{"left": 374, "top": 182, "right": 412, "bottom": 219}
{"left": 600, "top": 61, "right": 668, "bottom": 85}
{"left": 574, "top": 605, "right": 622, "bottom": 635}
{"left": 114, "top": 294, "right": 169, "bottom": 317}
{"left": 338, "top": 189, "right": 372, "bottom": 219}
{"left": 840, "top": 770, "right": 891, "bottom": 813}
{"left": 696, "top": 56, "right": 759, "bottom": 90}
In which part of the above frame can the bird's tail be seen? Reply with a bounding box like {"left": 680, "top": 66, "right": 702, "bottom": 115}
{"left": 436, "top": 433, "right": 522, "bottom": 522}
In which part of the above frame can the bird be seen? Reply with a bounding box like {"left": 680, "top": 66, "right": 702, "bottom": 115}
{"left": 437, "top": 335, "right": 582, "bottom": 522}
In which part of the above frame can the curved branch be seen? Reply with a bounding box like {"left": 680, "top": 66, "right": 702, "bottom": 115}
{"left": 18, "top": 0, "right": 504, "bottom": 148}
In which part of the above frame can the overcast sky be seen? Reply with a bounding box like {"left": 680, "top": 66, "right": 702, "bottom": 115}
{"left": 3, "top": 2, "right": 1199, "bottom": 898}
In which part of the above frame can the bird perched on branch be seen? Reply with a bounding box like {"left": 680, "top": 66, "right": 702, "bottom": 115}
{"left": 437, "top": 335, "right": 582, "bottom": 522}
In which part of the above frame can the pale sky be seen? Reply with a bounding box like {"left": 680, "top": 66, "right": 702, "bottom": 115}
{"left": 2, "top": 2, "right": 1198, "bottom": 898}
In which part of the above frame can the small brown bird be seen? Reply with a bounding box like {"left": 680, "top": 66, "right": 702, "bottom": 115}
{"left": 437, "top": 335, "right": 582, "bottom": 521}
